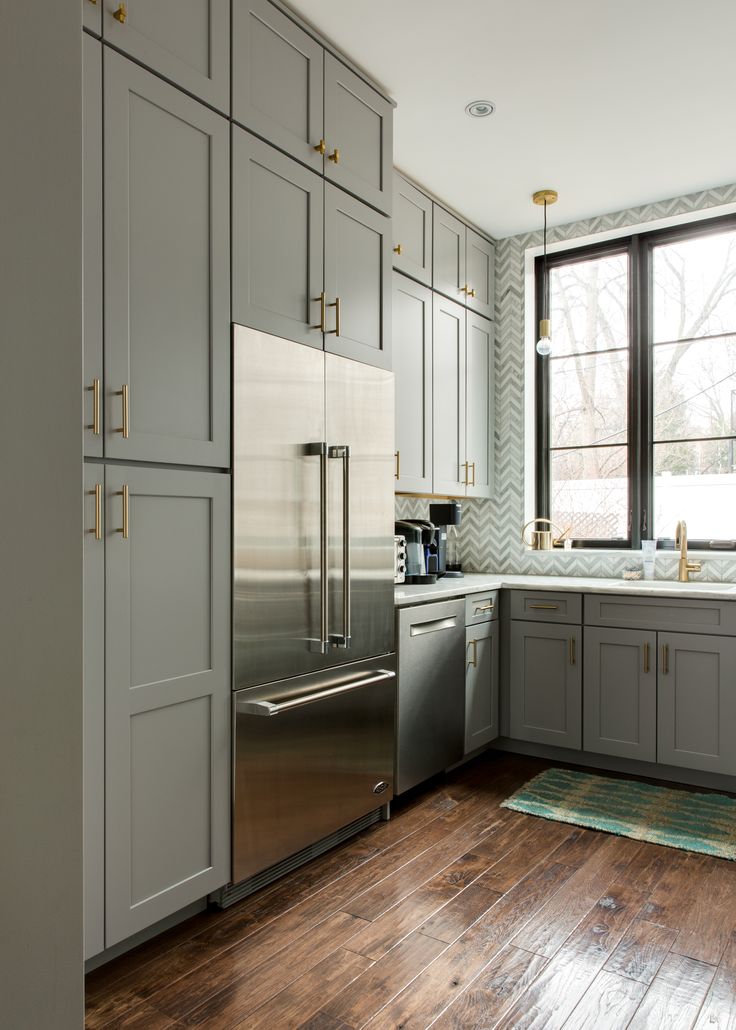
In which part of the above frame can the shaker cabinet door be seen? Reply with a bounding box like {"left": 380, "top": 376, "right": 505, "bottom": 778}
{"left": 392, "top": 275, "right": 432, "bottom": 493}
{"left": 324, "top": 53, "right": 392, "bottom": 216}
{"left": 83, "top": 0, "right": 101, "bottom": 36}
{"left": 83, "top": 36, "right": 103, "bottom": 457}
{"left": 465, "top": 312, "right": 494, "bottom": 499}
{"left": 232, "top": 0, "right": 324, "bottom": 171}
{"left": 465, "top": 622, "right": 499, "bottom": 753}
{"left": 432, "top": 206, "right": 466, "bottom": 303}
{"left": 102, "top": 0, "right": 230, "bottom": 113}
{"left": 658, "top": 632, "right": 736, "bottom": 775}
{"left": 392, "top": 172, "right": 432, "bottom": 286}
{"left": 324, "top": 184, "right": 391, "bottom": 370}
{"left": 104, "top": 466, "right": 230, "bottom": 946}
{"left": 104, "top": 52, "right": 230, "bottom": 467}
{"left": 432, "top": 295, "right": 466, "bottom": 496}
{"left": 583, "top": 627, "right": 657, "bottom": 762}
{"left": 509, "top": 621, "right": 582, "bottom": 750}
{"left": 466, "top": 228, "right": 495, "bottom": 319}
{"left": 233, "top": 130, "right": 324, "bottom": 349}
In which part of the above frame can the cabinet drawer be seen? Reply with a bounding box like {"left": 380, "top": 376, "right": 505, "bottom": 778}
{"left": 465, "top": 591, "right": 498, "bottom": 626}
{"left": 585, "top": 593, "right": 736, "bottom": 636}
{"left": 509, "top": 591, "right": 582, "bottom": 624}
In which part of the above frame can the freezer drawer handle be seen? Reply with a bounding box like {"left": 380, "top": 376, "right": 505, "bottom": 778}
{"left": 409, "top": 616, "right": 458, "bottom": 637}
{"left": 237, "top": 669, "right": 395, "bottom": 717}
{"left": 329, "top": 444, "right": 351, "bottom": 648}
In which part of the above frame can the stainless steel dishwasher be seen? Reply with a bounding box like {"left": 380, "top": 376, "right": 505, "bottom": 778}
{"left": 396, "top": 598, "right": 466, "bottom": 793}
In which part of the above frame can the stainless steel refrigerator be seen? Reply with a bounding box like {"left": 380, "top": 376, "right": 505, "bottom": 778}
{"left": 232, "top": 325, "right": 396, "bottom": 887}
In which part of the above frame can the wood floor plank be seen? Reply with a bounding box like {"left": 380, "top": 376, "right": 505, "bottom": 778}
{"left": 419, "top": 884, "right": 502, "bottom": 945}
{"left": 344, "top": 881, "right": 458, "bottom": 961}
{"left": 670, "top": 862, "right": 736, "bottom": 966}
{"left": 102, "top": 1001, "right": 183, "bottom": 1030}
{"left": 561, "top": 969, "right": 647, "bottom": 1030}
{"left": 430, "top": 945, "right": 548, "bottom": 1030}
{"left": 233, "top": 947, "right": 373, "bottom": 1030}
{"left": 627, "top": 953, "right": 716, "bottom": 1030}
{"left": 693, "top": 932, "right": 736, "bottom": 1030}
{"left": 494, "top": 883, "right": 646, "bottom": 1030}
{"left": 318, "top": 931, "right": 447, "bottom": 1029}
{"left": 476, "top": 820, "right": 574, "bottom": 894}
{"left": 603, "top": 918, "right": 678, "bottom": 984}
{"left": 361, "top": 861, "right": 575, "bottom": 1030}
{"left": 643, "top": 850, "right": 711, "bottom": 927}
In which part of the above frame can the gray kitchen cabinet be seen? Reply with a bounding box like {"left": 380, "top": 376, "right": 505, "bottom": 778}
{"left": 393, "top": 172, "right": 432, "bottom": 286}
{"left": 658, "top": 632, "right": 736, "bottom": 775}
{"left": 392, "top": 274, "right": 432, "bottom": 493}
{"left": 465, "top": 621, "right": 499, "bottom": 753}
{"left": 83, "top": 36, "right": 103, "bottom": 458}
{"left": 83, "top": 465, "right": 105, "bottom": 960}
{"left": 104, "top": 465, "right": 230, "bottom": 946}
{"left": 432, "top": 294, "right": 466, "bottom": 496}
{"left": 509, "top": 621, "right": 582, "bottom": 749}
{"left": 465, "top": 228, "right": 495, "bottom": 319}
{"left": 465, "top": 311, "right": 494, "bottom": 499}
{"left": 433, "top": 206, "right": 466, "bottom": 304}
{"left": 584, "top": 626, "right": 657, "bottom": 763}
{"left": 324, "top": 53, "right": 393, "bottom": 216}
{"left": 232, "top": 0, "right": 324, "bottom": 172}
{"left": 102, "top": 0, "right": 230, "bottom": 113}
{"left": 232, "top": 129, "right": 324, "bottom": 349}
{"left": 83, "top": 0, "right": 101, "bottom": 36}
{"left": 104, "top": 51, "right": 230, "bottom": 467}
{"left": 324, "top": 183, "right": 391, "bottom": 370}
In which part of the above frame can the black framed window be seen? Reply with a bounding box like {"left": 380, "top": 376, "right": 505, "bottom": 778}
{"left": 536, "top": 213, "right": 736, "bottom": 550}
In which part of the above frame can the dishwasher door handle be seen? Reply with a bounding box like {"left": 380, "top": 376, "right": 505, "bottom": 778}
{"left": 409, "top": 616, "right": 458, "bottom": 637}
{"left": 237, "top": 669, "right": 395, "bottom": 717}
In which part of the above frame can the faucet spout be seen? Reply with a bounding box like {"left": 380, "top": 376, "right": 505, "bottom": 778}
{"left": 675, "top": 519, "right": 701, "bottom": 582}
{"left": 675, "top": 520, "right": 687, "bottom": 560}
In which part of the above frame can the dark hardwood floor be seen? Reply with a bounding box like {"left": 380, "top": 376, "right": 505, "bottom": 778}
{"left": 86, "top": 752, "right": 736, "bottom": 1029}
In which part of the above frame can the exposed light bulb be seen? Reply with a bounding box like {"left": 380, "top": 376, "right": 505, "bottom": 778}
{"left": 536, "top": 318, "right": 551, "bottom": 357}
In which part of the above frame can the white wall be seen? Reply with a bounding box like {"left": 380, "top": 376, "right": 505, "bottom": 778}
{"left": 0, "top": 2, "right": 84, "bottom": 1026}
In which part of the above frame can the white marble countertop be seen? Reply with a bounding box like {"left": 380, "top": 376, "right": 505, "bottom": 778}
{"left": 394, "top": 572, "right": 736, "bottom": 607}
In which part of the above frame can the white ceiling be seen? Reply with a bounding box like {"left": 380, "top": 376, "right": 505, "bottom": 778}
{"left": 290, "top": 0, "right": 736, "bottom": 238}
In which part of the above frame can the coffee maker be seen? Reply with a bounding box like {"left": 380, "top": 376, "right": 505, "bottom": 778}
{"left": 394, "top": 519, "right": 438, "bottom": 584}
{"left": 428, "top": 501, "right": 463, "bottom": 578}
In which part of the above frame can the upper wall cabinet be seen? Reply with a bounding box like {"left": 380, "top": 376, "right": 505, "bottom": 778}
{"left": 465, "top": 311, "right": 495, "bottom": 499}
{"left": 393, "top": 274, "right": 432, "bottom": 493}
{"left": 83, "top": 36, "right": 103, "bottom": 458}
{"left": 83, "top": 0, "right": 101, "bottom": 35}
{"left": 432, "top": 295, "right": 467, "bottom": 497}
{"left": 101, "top": 0, "right": 230, "bottom": 113}
{"left": 433, "top": 205, "right": 495, "bottom": 319}
{"left": 232, "top": 0, "right": 324, "bottom": 173}
{"left": 104, "top": 51, "right": 230, "bottom": 467}
{"left": 324, "top": 54, "right": 393, "bottom": 216}
{"left": 392, "top": 172, "right": 432, "bottom": 286}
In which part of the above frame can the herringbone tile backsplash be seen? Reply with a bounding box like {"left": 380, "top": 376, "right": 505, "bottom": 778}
{"left": 396, "top": 181, "right": 736, "bottom": 583}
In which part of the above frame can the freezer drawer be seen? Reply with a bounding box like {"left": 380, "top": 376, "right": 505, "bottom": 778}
{"left": 396, "top": 599, "right": 465, "bottom": 794}
{"left": 233, "top": 656, "right": 396, "bottom": 884}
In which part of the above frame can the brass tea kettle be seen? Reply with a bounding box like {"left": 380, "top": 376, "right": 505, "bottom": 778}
{"left": 521, "top": 517, "right": 569, "bottom": 550}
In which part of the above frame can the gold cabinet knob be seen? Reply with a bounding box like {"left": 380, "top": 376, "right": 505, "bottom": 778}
{"left": 393, "top": 244, "right": 403, "bottom": 255}
{"left": 87, "top": 0, "right": 98, "bottom": 5}
{"left": 113, "top": 2, "right": 127, "bottom": 23}
{"left": 468, "top": 287, "right": 476, "bottom": 298}
{"left": 328, "top": 148, "right": 340, "bottom": 164}
{"left": 313, "top": 139, "right": 326, "bottom": 155}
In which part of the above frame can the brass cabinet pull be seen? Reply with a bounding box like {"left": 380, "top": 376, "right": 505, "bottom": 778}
{"left": 88, "top": 483, "right": 103, "bottom": 540}
{"left": 115, "top": 383, "right": 129, "bottom": 438}
{"left": 312, "top": 291, "right": 326, "bottom": 331}
{"left": 528, "top": 603, "right": 559, "bottom": 610}
{"left": 469, "top": 461, "right": 476, "bottom": 486}
{"left": 461, "top": 461, "right": 469, "bottom": 486}
{"left": 117, "top": 484, "right": 129, "bottom": 538}
{"left": 113, "top": 2, "right": 127, "bottom": 23}
{"left": 328, "top": 147, "right": 340, "bottom": 164}
{"left": 468, "top": 287, "right": 476, "bottom": 298}
{"left": 86, "top": 377, "right": 101, "bottom": 435}
{"left": 393, "top": 244, "right": 403, "bottom": 255}
{"left": 643, "top": 642, "right": 650, "bottom": 674}
{"left": 327, "top": 297, "right": 341, "bottom": 336}
{"left": 569, "top": 636, "right": 576, "bottom": 666}
{"left": 474, "top": 603, "right": 494, "bottom": 613}
{"left": 313, "top": 139, "right": 326, "bottom": 155}
{"left": 88, "top": 0, "right": 98, "bottom": 5}
{"left": 395, "top": 451, "right": 400, "bottom": 480}
{"left": 662, "top": 644, "right": 669, "bottom": 675}
{"left": 468, "top": 638, "right": 478, "bottom": 668}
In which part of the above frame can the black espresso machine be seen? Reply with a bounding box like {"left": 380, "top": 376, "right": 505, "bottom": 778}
{"left": 395, "top": 501, "right": 463, "bottom": 583}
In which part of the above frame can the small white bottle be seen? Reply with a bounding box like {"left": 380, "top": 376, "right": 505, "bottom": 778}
{"left": 641, "top": 540, "right": 656, "bottom": 581}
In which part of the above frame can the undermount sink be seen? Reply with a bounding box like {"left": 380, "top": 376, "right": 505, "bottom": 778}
{"left": 615, "top": 579, "right": 736, "bottom": 593}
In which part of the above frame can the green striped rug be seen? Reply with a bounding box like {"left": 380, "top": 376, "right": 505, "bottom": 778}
{"left": 501, "top": 767, "right": 736, "bottom": 860}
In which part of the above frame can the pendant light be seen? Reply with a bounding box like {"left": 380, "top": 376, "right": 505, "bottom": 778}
{"left": 533, "top": 189, "right": 558, "bottom": 356}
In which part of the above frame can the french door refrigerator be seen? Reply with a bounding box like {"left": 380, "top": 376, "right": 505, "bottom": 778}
{"left": 232, "top": 325, "right": 396, "bottom": 887}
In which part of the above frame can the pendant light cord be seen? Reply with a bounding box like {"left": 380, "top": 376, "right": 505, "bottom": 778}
{"left": 543, "top": 199, "right": 548, "bottom": 323}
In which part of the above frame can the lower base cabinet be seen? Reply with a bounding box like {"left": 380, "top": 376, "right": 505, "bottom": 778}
{"left": 509, "top": 621, "right": 582, "bottom": 749}
{"left": 465, "top": 621, "right": 499, "bottom": 753}
{"left": 84, "top": 463, "right": 231, "bottom": 955}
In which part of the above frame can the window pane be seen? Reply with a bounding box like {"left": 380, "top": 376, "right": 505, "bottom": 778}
{"left": 550, "top": 350, "right": 628, "bottom": 448}
{"left": 653, "top": 228, "right": 736, "bottom": 344}
{"left": 653, "top": 334, "right": 736, "bottom": 442}
{"left": 653, "top": 440, "right": 736, "bottom": 539}
{"left": 550, "top": 446, "right": 628, "bottom": 540}
{"left": 548, "top": 253, "right": 628, "bottom": 356}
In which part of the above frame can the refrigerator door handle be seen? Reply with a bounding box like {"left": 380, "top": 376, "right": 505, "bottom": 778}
{"left": 237, "top": 669, "right": 395, "bottom": 716}
{"left": 306, "top": 442, "right": 330, "bottom": 654}
{"left": 329, "top": 444, "right": 351, "bottom": 648}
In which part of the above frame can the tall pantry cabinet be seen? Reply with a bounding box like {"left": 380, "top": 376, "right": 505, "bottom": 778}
{"left": 82, "top": 0, "right": 394, "bottom": 961}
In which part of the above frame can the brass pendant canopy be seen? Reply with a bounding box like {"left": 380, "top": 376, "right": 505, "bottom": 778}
{"left": 533, "top": 189, "right": 559, "bottom": 206}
